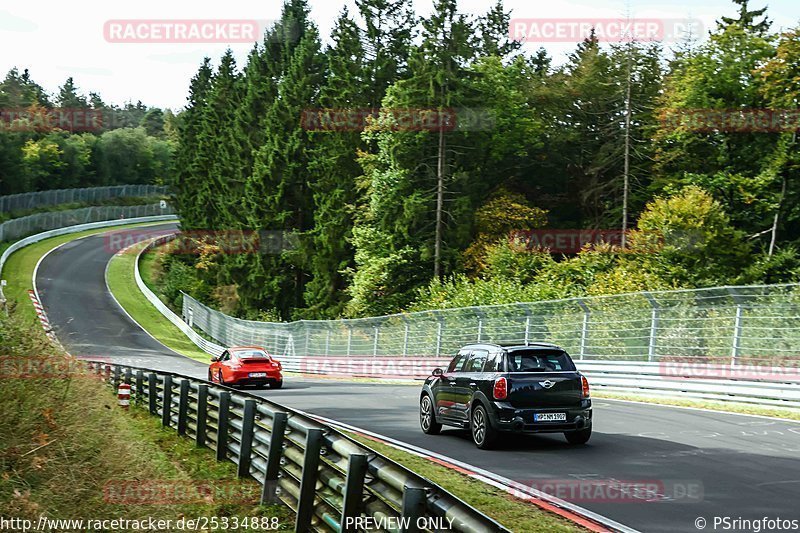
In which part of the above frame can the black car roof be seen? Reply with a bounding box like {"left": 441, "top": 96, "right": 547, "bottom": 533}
{"left": 461, "top": 342, "right": 564, "bottom": 351}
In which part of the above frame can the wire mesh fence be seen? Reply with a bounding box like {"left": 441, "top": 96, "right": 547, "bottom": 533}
{"left": 0, "top": 203, "right": 175, "bottom": 242}
{"left": 181, "top": 284, "right": 800, "bottom": 366}
{"left": 0, "top": 184, "right": 168, "bottom": 213}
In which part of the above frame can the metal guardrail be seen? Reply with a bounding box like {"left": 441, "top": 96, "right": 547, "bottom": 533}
{"left": 0, "top": 203, "right": 176, "bottom": 242}
{"left": 84, "top": 360, "right": 511, "bottom": 533}
{"left": 0, "top": 184, "right": 167, "bottom": 213}
{"left": 0, "top": 214, "right": 178, "bottom": 315}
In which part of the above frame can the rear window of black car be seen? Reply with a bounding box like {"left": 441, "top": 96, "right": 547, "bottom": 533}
{"left": 506, "top": 350, "right": 576, "bottom": 372}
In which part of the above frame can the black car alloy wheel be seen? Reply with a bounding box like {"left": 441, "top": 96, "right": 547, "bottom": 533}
{"left": 419, "top": 394, "right": 441, "bottom": 434}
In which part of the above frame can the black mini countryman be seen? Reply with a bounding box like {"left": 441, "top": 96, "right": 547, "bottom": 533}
{"left": 419, "top": 343, "right": 592, "bottom": 449}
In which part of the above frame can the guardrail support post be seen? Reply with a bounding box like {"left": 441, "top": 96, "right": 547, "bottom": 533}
{"left": 177, "top": 379, "right": 190, "bottom": 436}
{"left": 148, "top": 373, "right": 158, "bottom": 414}
{"left": 161, "top": 375, "right": 173, "bottom": 427}
{"left": 113, "top": 365, "right": 121, "bottom": 390}
{"left": 261, "top": 412, "right": 287, "bottom": 505}
{"left": 295, "top": 428, "right": 323, "bottom": 532}
{"left": 196, "top": 384, "right": 208, "bottom": 447}
{"left": 216, "top": 392, "right": 231, "bottom": 461}
{"left": 124, "top": 367, "right": 132, "bottom": 385}
{"left": 340, "top": 454, "right": 368, "bottom": 533}
{"left": 401, "top": 486, "right": 426, "bottom": 533}
{"left": 135, "top": 370, "right": 144, "bottom": 405}
{"left": 237, "top": 399, "right": 256, "bottom": 478}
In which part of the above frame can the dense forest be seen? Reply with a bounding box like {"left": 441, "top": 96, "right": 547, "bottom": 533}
{"left": 162, "top": 0, "right": 797, "bottom": 319}
{"left": 0, "top": 71, "right": 174, "bottom": 194}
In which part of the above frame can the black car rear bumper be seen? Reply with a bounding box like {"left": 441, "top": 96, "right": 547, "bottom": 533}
{"left": 488, "top": 400, "right": 592, "bottom": 433}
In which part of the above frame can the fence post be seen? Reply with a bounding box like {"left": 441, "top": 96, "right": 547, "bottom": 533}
{"left": 728, "top": 288, "right": 744, "bottom": 367}
{"left": 196, "top": 384, "right": 208, "bottom": 447}
{"left": 148, "top": 373, "right": 158, "bottom": 415}
{"left": 177, "top": 379, "right": 190, "bottom": 436}
{"left": 373, "top": 324, "right": 380, "bottom": 356}
{"left": 433, "top": 311, "right": 443, "bottom": 357}
{"left": 161, "top": 374, "right": 173, "bottom": 427}
{"left": 346, "top": 326, "right": 353, "bottom": 357}
{"left": 304, "top": 327, "right": 310, "bottom": 356}
{"left": 295, "top": 428, "right": 323, "bottom": 532}
{"left": 577, "top": 299, "right": 590, "bottom": 360}
{"left": 340, "top": 454, "right": 369, "bottom": 533}
{"left": 401, "top": 486, "right": 427, "bottom": 533}
{"left": 325, "top": 329, "right": 331, "bottom": 357}
{"left": 403, "top": 321, "right": 410, "bottom": 357}
{"left": 475, "top": 307, "right": 485, "bottom": 343}
{"left": 237, "top": 399, "right": 256, "bottom": 478}
{"left": 216, "top": 392, "right": 231, "bottom": 461}
{"left": 261, "top": 412, "right": 288, "bottom": 504}
{"left": 135, "top": 370, "right": 144, "bottom": 405}
{"left": 644, "top": 292, "right": 660, "bottom": 362}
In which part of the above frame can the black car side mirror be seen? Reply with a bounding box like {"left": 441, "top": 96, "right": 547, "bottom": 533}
{"left": 432, "top": 368, "right": 444, "bottom": 377}
{"left": 211, "top": 355, "right": 220, "bottom": 362}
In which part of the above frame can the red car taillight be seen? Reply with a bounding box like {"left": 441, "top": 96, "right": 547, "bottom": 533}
{"left": 581, "top": 375, "right": 590, "bottom": 398}
{"left": 493, "top": 377, "right": 508, "bottom": 400}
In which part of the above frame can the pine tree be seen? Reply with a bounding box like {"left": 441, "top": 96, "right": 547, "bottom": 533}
{"left": 173, "top": 58, "right": 213, "bottom": 228}
{"left": 303, "top": 9, "right": 368, "bottom": 318}
{"left": 242, "top": 0, "right": 325, "bottom": 317}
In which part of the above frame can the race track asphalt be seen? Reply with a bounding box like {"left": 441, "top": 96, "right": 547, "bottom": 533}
{"left": 35, "top": 226, "right": 800, "bottom": 533}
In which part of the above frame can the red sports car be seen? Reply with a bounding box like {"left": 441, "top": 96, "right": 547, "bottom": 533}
{"left": 209, "top": 346, "right": 283, "bottom": 389}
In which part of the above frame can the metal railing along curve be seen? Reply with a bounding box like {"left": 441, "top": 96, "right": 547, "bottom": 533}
{"left": 84, "top": 359, "right": 512, "bottom": 533}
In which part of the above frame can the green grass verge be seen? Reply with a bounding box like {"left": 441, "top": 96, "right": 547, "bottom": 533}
{"left": 1, "top": 222, "right": 170, "bottom": 323}
{"left": 0, "top": 310, "right": 292, "bottom": 529}
{"left": 346, "top": 433, "right": 585, "bottom": 532}
{"left": 594, "top": 391, "right": 800, "bottom": 421}
{"left": 105, "top": 242, "right": 210, "bottom": 363}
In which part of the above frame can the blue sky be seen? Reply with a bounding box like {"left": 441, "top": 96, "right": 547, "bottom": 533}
{"left": 1, "top": 0, "right": 797, "bottom": 110}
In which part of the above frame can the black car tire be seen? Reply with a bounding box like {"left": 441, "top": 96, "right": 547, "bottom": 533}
{"left": 270, "top": 380, "right": 283, "bottom": 389}
{"left": 471, "top": 404, "right": 497, "bottom": 449}
{"left": 208, "top": 369, "right": 213, "bottom": 382}
{"left": 419, "top": 394, "right": 441, "bottom": 435}
{"left": 565, "top": 427, "right": 592, "bottom": 445}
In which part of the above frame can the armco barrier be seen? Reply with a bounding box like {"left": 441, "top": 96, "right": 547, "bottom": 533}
{"left": 0, "top": 214, "right": 178, "bottom": 314}
{"left": 84, "top": 359, "right": 513, "bottom": 533}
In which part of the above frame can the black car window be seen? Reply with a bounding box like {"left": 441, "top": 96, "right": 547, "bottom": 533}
{"left": 221, "top": 350, "right": 230, "bottom": 362}
{"left": 447, "top": 351, "right": 470, "bottom": 373}
{"left": 465, "top": 350, "right": 489, "bottom": 372}
{"left": 483, "top": 351, "right": 503, "bottom": 372}
{"left": 507, "top": 350, "right": 576, "bottom": 372}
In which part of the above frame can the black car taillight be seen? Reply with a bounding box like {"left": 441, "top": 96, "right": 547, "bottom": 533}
{"left": 581, "top": 375, "right": 590, "bottom": 398}
{"left": 493, "top": 377, "right": 508, "bottom": 400}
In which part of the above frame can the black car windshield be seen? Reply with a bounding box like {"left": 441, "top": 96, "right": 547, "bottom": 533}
{"left": 507, "top": 350, "right": 576, "bottom": 372}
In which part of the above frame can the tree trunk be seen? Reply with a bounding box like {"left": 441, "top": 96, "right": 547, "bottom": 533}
{"left": 434, "top": 120, "right": 446, "bottom": 280}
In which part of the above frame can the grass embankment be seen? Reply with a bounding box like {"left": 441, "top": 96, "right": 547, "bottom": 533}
{"left": 0, "top": 311, "right": 292, "bottom": 529}
{"left": 347, "top": 433, "right": 584, "bottom": 532}
{"left": 105, "top": 241, "right": 209, "bottom": 363}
